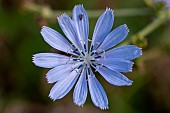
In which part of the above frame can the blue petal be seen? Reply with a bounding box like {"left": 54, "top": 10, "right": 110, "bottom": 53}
{"left": 72, "top": 5, "right": 89, "bottom": 48}
{"left": 73, "top": 66, "right": 88, "bottom": 106}
{"left": 94, "top": 66, "right": 133, "bottom": 86}
{"left": 102, "top": 45, "right": 142, "bottom": 60}
{"left": 88, "top": 68, "right": 108, "bottom": 110}
{"left": 97, "top": 24, "right": 129, "bottom": 52}
{"left": 32, "top": 53, "right": 75, "bottom": 68}
{"left": 49, "top": 67, "right": 82, "bottom": 100}
{"left": 40, "top": 26, "right": 74, "bottom": 54}
{"left": 58, "top": 14, "right": 82, "bottom": 50}
{"left": 95, "top": 58, "right": 134, "bottom": 72}
{"left": 91, "top": 8, "right": 114, "bottom": 50}
{"left": 46, "top": 63, "right": 82, "bottom": 83}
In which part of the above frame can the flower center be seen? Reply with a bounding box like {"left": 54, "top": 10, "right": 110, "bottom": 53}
{"left": 83, "top": 53, "right": 92, "bottom": 64}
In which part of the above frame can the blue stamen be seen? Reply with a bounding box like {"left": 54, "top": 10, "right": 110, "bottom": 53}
{"left": 90, "top": 45, "right": 93, "bottom": 52}
{"left": 77, "top": 64, "right": 83, "bottom": 69}
{"left": 90, "top": 59, "right": 95, "bottom": 62}
{"left": 91, "top": 63, "right": 97, "bottom": 67}
{"left": 73, "top": 59, "right": 78, "bottom": 61}
{"left": 73, "top": 50, "right": 80, "bottom": 56}
{"left": 90, "top": 51, "right": 95, "bottom": 56}
{"left": 87, "top": 68, "right": 90, "bottom": 75}
{"left": 81, "top": 51, "right": 85, "bottom": 56}
{"left": 95, "top": 56, "right": 101, "bottom": 59}
{"left": 83, "top": 43, "right": 87, "bottom": 52}
{"left": 79, "top": 60, "right": 84, "bottom": 62}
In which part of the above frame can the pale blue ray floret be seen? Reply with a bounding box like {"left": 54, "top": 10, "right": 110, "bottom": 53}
{"left": 32, "top": 5, "right": 142, "bottom": 110}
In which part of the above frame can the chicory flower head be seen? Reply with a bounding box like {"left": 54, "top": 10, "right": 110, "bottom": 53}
{"left": 33, "top": 5, "right": 142, "bottom": 109}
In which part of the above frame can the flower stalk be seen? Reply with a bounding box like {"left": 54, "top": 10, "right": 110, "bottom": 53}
{"left": 130, "top": 9, "right": 170, "bottom": 47}
{"left": 22, "top": 2, "right": 153, "bottom": 19}
{"left": 133, "top": 9, "right": 170, "bottom": 39}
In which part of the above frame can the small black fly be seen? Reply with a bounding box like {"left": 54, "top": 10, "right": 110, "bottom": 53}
{"left": 79, "top": 13, "right": 83, "bottom": 21}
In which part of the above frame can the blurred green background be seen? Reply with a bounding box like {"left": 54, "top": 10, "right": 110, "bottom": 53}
{"left": 0, "top": 0, "right": 170, "bottom": 113}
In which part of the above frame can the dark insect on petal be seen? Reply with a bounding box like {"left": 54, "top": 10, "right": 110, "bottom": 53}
{"left": 79, "top": 13, "right": 83, "bottom": 21}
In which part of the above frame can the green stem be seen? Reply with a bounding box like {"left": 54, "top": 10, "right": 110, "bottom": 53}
{"left": 137, "top": 9, "right": 170, "bottom": 38}
{"left": 22, "top": 2, "right": 153, "bottom": 19}
{"left": 129, "top": 9, "right": 170, "bottom": 48}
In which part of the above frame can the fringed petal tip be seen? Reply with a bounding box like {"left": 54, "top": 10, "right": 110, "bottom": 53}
{"left": 32, "top": 58, "right": 39, "bottom": 68}
{"left": 74, "top": 102, "right": 84, "bottom": 107}
{"left": 136, "top": 47, "right": 143, "bottom": 56}
{"left": 100, "top": 106, "right": 109, "bottom": 110}
{"left": 40, "top": 26, "right": 51, "bottom": 33}
{"left": 74, "top": 4, "right": 84, "bottom": 8}
{"left": 41, "top": 26, "right": 52, "bottom": 38}
{"left": 32, "top": 53, "right": 42, "bottom": 58}
{"left": 129, "top": 62, "right": 134, "bottom": 72}
{"left": 49, "top": 93, "right": 60, "bottom": 101}
{"left": 139, "top": 47, "right": 143, "bottom": 55}
{"left": 124, "top": 24, "right": 129, "bottom": 33}
{"left": 45, "top": 72, "right": 58, "bottom": 84}
{"left": 129, "top": 69, "right": 132, "bottom": 72}
{"left": 41, "top": 26, "right": 47, "bottom": 29}
{"left": 45, "top": 73, "right": 51, "bottom": 83}
{"left": 114, "top": 80, "right": 133, "bottom": 86}
{"left": 74, "top": 102, "right": 109, "bottom": 110}
{"left": 32, "top": 54, "right": 37, "bottom": 57}
{"left": 32, "top": 55, "right": 35, "bottom": 60}
{"left": 106, "top": 7, "right": 114, "bottom": 13}
{"left": 32, "top": 54, "right": 37, "bottom": 64}
{"left": 46, "top": 76, "right": 53, "bottom": 84}
{"left": 57, "top": 13, "right": 67, "bottom": 20}
{"left": 48, "top": 94, "right": 55, "bottom": 101}
{"left": 126, "top": 80, "right": 133, "bottom": 86}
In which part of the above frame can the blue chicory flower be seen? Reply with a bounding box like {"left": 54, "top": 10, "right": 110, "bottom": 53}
{"left": 33, "top": 5, "right": 142, "bottom": 110}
